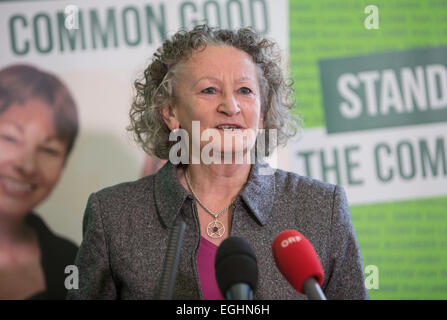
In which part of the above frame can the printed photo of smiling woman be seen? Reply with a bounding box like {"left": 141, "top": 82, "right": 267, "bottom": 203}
{"left": 0, "top": 64, "right": 79, "bottom": 299}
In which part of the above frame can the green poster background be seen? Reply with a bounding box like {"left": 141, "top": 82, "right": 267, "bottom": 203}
{"left": 289, "top": 0, "right": 447, "bottom": 299}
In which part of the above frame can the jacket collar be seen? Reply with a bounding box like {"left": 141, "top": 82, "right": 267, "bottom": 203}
{"left": 153, "top": 162, "right": 191, "bottom": 229}
{"left": 153, "top": 161, "right": 275, "bottom": 228}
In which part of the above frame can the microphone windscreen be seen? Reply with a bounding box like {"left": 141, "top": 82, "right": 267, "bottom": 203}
{"left": 215, "top": 237, "right": 258, "bottom": 296}
{"left": 272, "top": 230, "right": 324, "bottom": 294}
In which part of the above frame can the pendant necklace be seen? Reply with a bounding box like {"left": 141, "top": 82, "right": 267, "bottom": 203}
{"left": 184, "top": 169, "right": 234, "bottom": 239}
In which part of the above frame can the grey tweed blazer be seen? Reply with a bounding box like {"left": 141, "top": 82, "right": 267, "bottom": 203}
{"left": 67, "top": 161, "right": 369, "bottom": 300}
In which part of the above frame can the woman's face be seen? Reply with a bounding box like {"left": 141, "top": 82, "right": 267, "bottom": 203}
{"left": 0, "top": 99, "right": 66, "bottom": 219}
{"left": 164, "top": 45, "right": 263, "bottom": 162}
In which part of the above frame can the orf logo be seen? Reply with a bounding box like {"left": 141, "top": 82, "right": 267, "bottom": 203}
{"left": 281, "top": 235, "right": 302, "bottom": 248}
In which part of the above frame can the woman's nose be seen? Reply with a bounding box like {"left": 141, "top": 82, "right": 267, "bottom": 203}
{"left": 14, "top": 149, "right": 37, "bottom": 177}
{"left": 217, "top": 92, "right": 241, "bottom": 116}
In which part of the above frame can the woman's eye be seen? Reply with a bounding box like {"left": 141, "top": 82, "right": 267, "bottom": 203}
{"left": 1, "top": 134, "right": 18, "bottom": 143}
{"left": 40, "top": 146, "right": 61, "bottom": 156}
{"left": 201, "top": 87, "right": 216, "bottom": 94}
{"left": 239, "top": 87, "right": 253, "bottom": 95}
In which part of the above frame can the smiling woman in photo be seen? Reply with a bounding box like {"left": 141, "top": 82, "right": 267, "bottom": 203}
{"left": 0, "top": 64, "right": 79, "bottom": 299}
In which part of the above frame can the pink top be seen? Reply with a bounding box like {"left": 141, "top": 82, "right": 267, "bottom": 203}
{"left": 197, "top": 236, "right": 225, "bottom": 300}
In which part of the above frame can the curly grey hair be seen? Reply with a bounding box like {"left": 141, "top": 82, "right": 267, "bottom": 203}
{"left": 128, "top": 24, "right": 300, "bottom": 159}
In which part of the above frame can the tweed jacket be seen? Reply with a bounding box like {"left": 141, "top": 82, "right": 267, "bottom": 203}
{"left": 68, "top": 161, "right": 369, "bottom": 300}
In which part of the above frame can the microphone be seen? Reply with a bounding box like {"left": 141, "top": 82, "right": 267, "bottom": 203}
{"left": 215, "top": 236, "right": 258, "bottom": 300}
{"left": 155, "top": 217, "right": 187, "bottom": 300}
{"left": 272, "top": 230, "right": 326, "bottom": 300}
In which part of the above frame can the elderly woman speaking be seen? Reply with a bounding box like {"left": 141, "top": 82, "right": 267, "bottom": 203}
{"left": 69, "top": 25, "right": 368, "bottom": 300}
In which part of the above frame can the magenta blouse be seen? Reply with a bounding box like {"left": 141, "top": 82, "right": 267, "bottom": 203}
{"left": 197, "top": 236, "right": 225, "bottom": 300}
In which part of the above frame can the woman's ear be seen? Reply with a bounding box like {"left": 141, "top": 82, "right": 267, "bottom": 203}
{"left": 160, "top": 104, "right": 180, "bottom": 131}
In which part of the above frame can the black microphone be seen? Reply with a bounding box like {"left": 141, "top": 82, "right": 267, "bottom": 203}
{"left": 155, "top": 217, "right": 186, "bottom": 300}
{"left": 215, "top": 236, "right": 258, "bottom": 300}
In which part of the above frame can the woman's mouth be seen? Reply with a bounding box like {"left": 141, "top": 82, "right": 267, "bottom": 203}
{"left": 0, "top": 176, "right": 35, "bottom": 197}
{"left": 215, "top": 124, "right": 243, "bottom": 131}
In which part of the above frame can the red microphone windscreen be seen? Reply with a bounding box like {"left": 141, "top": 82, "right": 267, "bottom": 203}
{"left": 272, "top": 230, "right": 324, "bottom": 294}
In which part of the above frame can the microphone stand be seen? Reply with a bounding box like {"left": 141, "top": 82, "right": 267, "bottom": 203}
{"left": 154, "top": 217, "right": 186, "bottom": 300}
